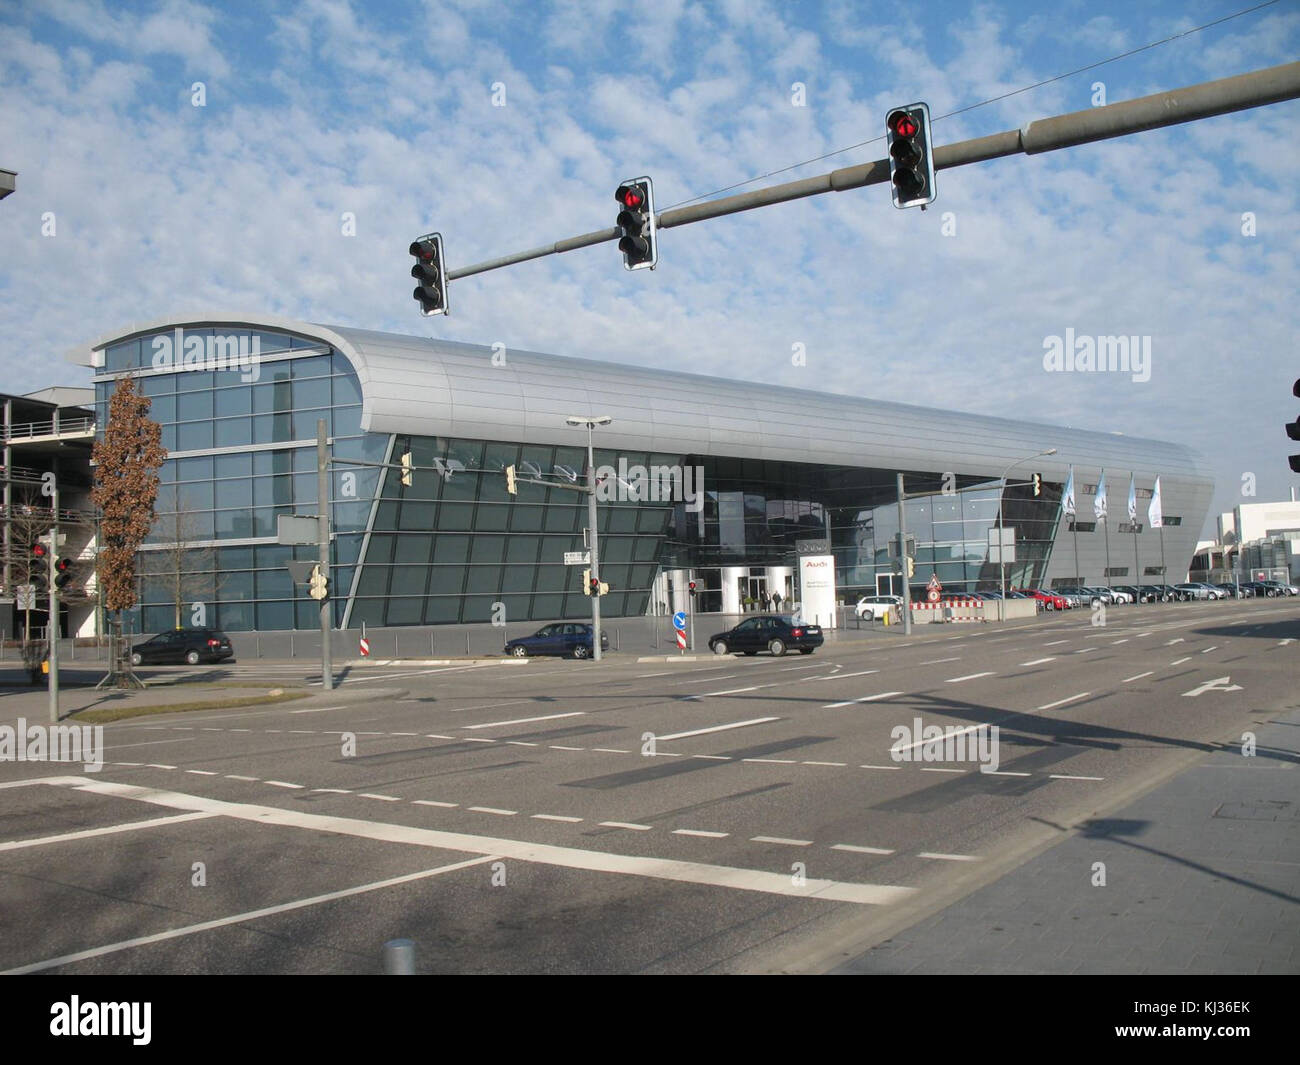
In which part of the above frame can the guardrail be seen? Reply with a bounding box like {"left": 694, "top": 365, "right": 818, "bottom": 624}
{"left": 2, "top": 417, "right": 95, "bottom": 441}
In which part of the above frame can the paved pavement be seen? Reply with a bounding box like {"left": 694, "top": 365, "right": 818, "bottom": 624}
{"left": 832, "top": 703, "right": 1300, "bottom": 974}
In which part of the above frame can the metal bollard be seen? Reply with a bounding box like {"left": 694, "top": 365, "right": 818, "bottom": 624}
{"left": 383, "top": 938, "right": 416, "bottom": 974}
{"left": 430, "top": 632, "right": 435, "bottom": 657}
{"left": 465, "top": 631, "right": 470, "bottom": 657}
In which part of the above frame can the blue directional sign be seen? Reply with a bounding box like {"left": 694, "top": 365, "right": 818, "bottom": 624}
{"left": 672, "top": 611, "right": 687, "bottom": 631}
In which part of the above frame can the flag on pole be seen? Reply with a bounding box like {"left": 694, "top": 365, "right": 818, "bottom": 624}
{"left": 1095, "top": 470, "right": 1108, "bottom": 521}
{"left": 1127, "top": 473, "right": 1138, "bottom": 523}
{"left": 1148, "top": 476, "right": 1163, "bottom": 528}
{"left": 1062, "top": 465, "right": 1076, "bottom": 517}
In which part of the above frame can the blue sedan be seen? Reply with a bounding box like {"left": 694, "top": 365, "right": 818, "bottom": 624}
{"left": 504, "top": 623, "right": 609, "bottom": 659}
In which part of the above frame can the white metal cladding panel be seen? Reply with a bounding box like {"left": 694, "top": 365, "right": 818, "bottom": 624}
{"left": 314, "top": 324, "right": 1212, "bottom": 489}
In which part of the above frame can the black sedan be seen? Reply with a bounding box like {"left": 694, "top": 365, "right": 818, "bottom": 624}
{"left": 504, "top": 622, "right": 608, "bottom": 659}
{"left": 709, "top": 615, "right": 823, "bottom": 657}
{"left": 131, "top": 628, "right": 234, "bottom": 666}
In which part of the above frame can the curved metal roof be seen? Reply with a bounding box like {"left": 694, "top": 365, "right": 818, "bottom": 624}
{"left": 68, "top": 312, "right": 1211, "bottom": 487}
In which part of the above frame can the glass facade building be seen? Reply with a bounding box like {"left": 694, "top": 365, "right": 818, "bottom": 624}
{"left": 72, "top": 315, "right": 1215, "bottom": 634}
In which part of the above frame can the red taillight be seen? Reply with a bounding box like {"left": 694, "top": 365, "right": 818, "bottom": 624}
{"left": 207, "top": 639, "right": 219, "bottom": 647}
{"left": 792, "top": 628, "right": 803, "bottom": 636}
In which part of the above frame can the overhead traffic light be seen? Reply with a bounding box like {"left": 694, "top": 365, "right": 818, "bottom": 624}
{"left": 409, "top": 233, "right": 448, "bottom": 316}
{"left": 54, "top": 557, "right": 73, "bottom": 589}
{"left": 885, "top": 103, "right": 936, "bottom": 209}
{"left": 505, "top": 465, "right": 517, "bottom": 495}
{"left": 1288, "top": 379, "right": 1300, "bottom": 473}
{"left": 615, "top": 178, "right": 657, "bottom": 270}
{"left": 1032, "top": 472, "right": 1043, "bottom": 497}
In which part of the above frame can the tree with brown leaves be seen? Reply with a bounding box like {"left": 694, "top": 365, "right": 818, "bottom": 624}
{"left": 91, "top": 375, "right": 167, "bottom": 685}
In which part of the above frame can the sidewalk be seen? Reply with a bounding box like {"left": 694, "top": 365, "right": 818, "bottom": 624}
{"left": 832, "top": 707, "right": 1300, "bottom": 974}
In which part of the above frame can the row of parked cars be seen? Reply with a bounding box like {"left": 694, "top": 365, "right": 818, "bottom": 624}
{"left": 855, "top": 579, "right": 1298, "bottom": 617}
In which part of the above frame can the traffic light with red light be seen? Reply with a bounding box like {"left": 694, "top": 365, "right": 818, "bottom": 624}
{"left": 615, "top": 178, "right": 657, "bottom": 270}
{"left": 31, "top": 542, "right": 48, "bottom": 562}
{"left": 1288, "top": 378, "right": 1300, "bottom": 473}
{"left": 688, "top": 580, "right": 697, "bottom": 596}
{"left": 55, "top": 557, "right": 73, "bottom": 589}
{"left": 885, "top": 103, "right": 936, "bottom": 209}
{"left": 409, "top": 233, "right": 448, "bottom": 316}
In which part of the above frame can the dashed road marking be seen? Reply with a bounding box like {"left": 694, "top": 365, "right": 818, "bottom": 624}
{"left": 918, "top": 852, "right": 981, "bottom": 862}
{"left": 657, "top": 717, "right": 779, "bottom": 742}
{"left": 1037, "top": 692, "right": 1090, "bottom": 711}
{"left": 751, "top": 836, "right": 813, "bottom": 847}
{"left": 945, "top": 672, "right": 995, "bottom": 683}
{"left": 832, "top": 843, "right": 894, "bottom": 855}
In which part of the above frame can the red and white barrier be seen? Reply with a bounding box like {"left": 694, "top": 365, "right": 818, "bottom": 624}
{"left": 359, "top": 636, "right": 371, "bottom": 657}
{"left": 910, "top": 600, "right": 987, "bottom": 623}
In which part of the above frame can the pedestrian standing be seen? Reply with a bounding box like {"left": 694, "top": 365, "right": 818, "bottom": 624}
{"left": 772, "top": 590, "right": 782, "bottom": 610}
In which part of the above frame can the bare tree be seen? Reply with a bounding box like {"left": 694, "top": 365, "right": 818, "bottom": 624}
{"left": 91, "top": 375, "right": 167, "bottom": 687}
{"left": 140, "top": 485, "right": 222, "bottom": 630}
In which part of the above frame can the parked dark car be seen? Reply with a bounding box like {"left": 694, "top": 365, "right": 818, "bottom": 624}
{"left": 709, "top": 614, "right": 823, "bottom": 656}
{"left": 131, "top": 628, "right": 234, "bottom": 666}
{"left": 504, "top": 622, "right": 608, "bottom": 659}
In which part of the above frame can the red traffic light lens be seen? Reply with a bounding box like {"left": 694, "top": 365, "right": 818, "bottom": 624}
{"left": 32, "top": 543, "right": 47, "bottom": 558}
{"left": 616, "top": 185, "right": 645, "bottom": 208}
{"left": 889, "top": 111, "right": 919, "bottom": 138}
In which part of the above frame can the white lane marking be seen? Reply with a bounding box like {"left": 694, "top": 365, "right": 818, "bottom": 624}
{"left": 803, "top": 761, "right": 847, "bottom": 767}
{"left": 1136, "top": 631, "right": 1152, "bottom": 637}
{"left": 678, "top": 674, "right": 738, "bottom": 685}
{"left": 945, "top": 672, "right": 995, "bottom": 683}
{"left": 777, "top": 663, "right": 825, "bottom": 672}
{"left": 1019, "top": 657, "right": 1056, "bottom": 666}
{"left": 860, "top": 764, "right": 901, "bottom": 770}
{"left": 637, "top": 671, "right": 673, "bottom": 678}
{"left": 1037, "top": 692, "right": 1091, "bottom": 711}
{"left": 549, "top": 745, "right": 585, "bottom": 752}
{"left": 1042, "top": 640, "right": 1068, "bottom": 646}
{"left": 831, "top": 843, "right": 894, "bottom": 855}
{"left": 505, "top": 741, "right": 538, "bottom": 747}
{"left": 673, "top": 829, "right": 729, "bottom": 838}
{"left": 426, "top": 734, "right": 455, "bottom": 740}
{"left": 919, "top": 657, "right": 961, "bottom": 665}
{"left": 225, "top": 775, "right": 258, "bottom": 782}
{"left": 751, "top": 836, "right": 813, "bottom": 847}
{"left": 920, "top": 767, "right": 965, "bottom": 774}
{"left": 599, "top": 821, "right": 653, "bottom": 831}
{"left": 265, "top": 781, "right": 304, "bottom": 790}
{"left": 145, "top": 764, "right": 177, "bottom": 770}
{"left": 290, "top": 706, "right": 346, "bottom": 714}
{"left": 3, "top": 853, "right": 499, "bottom": 975}
{"left": 1170, "top": 656, "right": 1191, "bottom": 666}
{"left": 21, "top": 777, "right": 916, "bottom": 908}
{"left": 814, "top": 669, "right": 879, "bottom": 681}
{"left": 448, "top": 698, "right": 532, "bottom": 713}
{"left": 691, "top": 754, "right": 732, "bottom": 761}
{"left": 468, "top": 806, "right": 517, "bottom": 816}
{"left": 311, "top": 788, "right": 352, "bottom": 794}
{"left": 700, "top": 686, "right": 760, "bottom": 696}
{"left": 657, "top": 717, "right": 779, "bottom": 742}
{"left": 822, "top": 691, "right": 903, "bottom": 709}
{"left": 1122, "top": 671, "right": 1154, "bottom": 682}
{"left": 918, "top": 852, "right": 981, "bottom": 862}
{"left": 1182, "top": 677, "right": 1243, "bottom": 697}
{"left": 462, "top": 711, "right": 585, "bottom": 730}
{"left": 359, "top": 793, "right": 402, "bottom": 802}
{"left": 1073, "top": 647, "right": 1097, "bottom": 654}
{"left": 743, "top": 758, "right": 795, "bottom": 764}
{"left": 1049, "top": 774, "right": 1105, "bottom": 781}
{"left": 1111, "top": 639, "right": 1129, "bottom": 645}
{"left": 413, "top": 800, "right": 457, "bottom": 808}
{"left": 0, "top": 812, "right": 218, "bottom": 853}
{"left": 531, "top": 814, "right": 583, "bottom": 823}
{"left": 1201, "top": 646, "right": 1217, "bottom": 654}
{"left": 592, "top": 748, "right": 630, "bottom": 754}
{"left": 984, "top": 770, "right": 1031, "bottom": 777}
{"left": 184, "top": 770, "right": 218, "bottom": 776}
{"left": 1166, "top": 638, "right": 1185, "bottom": 645}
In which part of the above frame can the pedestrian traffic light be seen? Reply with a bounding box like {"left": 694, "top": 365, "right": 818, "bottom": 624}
{"left": 590, "top": 575, "right": 602, "bottom": 596}
{"left": 885, "top": 103, "right": 936, "bottom": 209}
{"left": 615, "top": 178, "right": 657, "bottom": 270}
{"left": 1288, "top": 379, "right": 1300, "bottom": 473}
{"left": 400, "top": 450, "right": 413, "bottom": 487}
{"left": 409, "top": 233, "right": 448, "bottom": 316}
{"left": 1032, "top": 472, "right": 1042, "bottom": 497}
{"left": 54, "top": 557, "right": 73, "bottom": 589}
{"left": 505, "top": 465, "right": 517, "bottom": 495}
{"left": 688, "top": 580, "right": 697, "bottom": 596}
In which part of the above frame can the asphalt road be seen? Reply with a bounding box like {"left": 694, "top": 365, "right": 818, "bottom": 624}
{"left": 0, "top": 599, "right": 1295, "bottom": 974}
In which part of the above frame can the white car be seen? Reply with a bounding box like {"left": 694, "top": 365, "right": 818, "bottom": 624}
{"left": 1110, "top": 589, "right": 1133, "bottom": 604}
{"left": 855, "top": 594, "right": 904, "bottom": 620}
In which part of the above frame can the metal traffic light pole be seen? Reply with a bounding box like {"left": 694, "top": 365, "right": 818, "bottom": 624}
{"left": 441, "top": 63, "right": 1300, "bottom": 283}
{"left": 317, "top": 420, "right": 333, "bottom": 692}
{"left": 46, "top": 483, "right": 58, "bottom": 723}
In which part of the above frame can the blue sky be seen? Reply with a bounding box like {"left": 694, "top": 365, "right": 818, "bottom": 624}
{"left": 1, "top": 0, "right": 1298, "bottom": 538}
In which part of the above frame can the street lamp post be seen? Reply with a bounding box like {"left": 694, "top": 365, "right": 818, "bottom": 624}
{"left": 997, "top": 447, "right": 1057, "bottom": 622}
{"left": 566, "top": 415, "right": 612, "bottom": 661}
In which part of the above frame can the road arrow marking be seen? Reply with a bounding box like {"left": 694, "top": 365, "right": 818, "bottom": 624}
{"left": 1182, "top": 676, "right": 1243, "bottom": 697}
